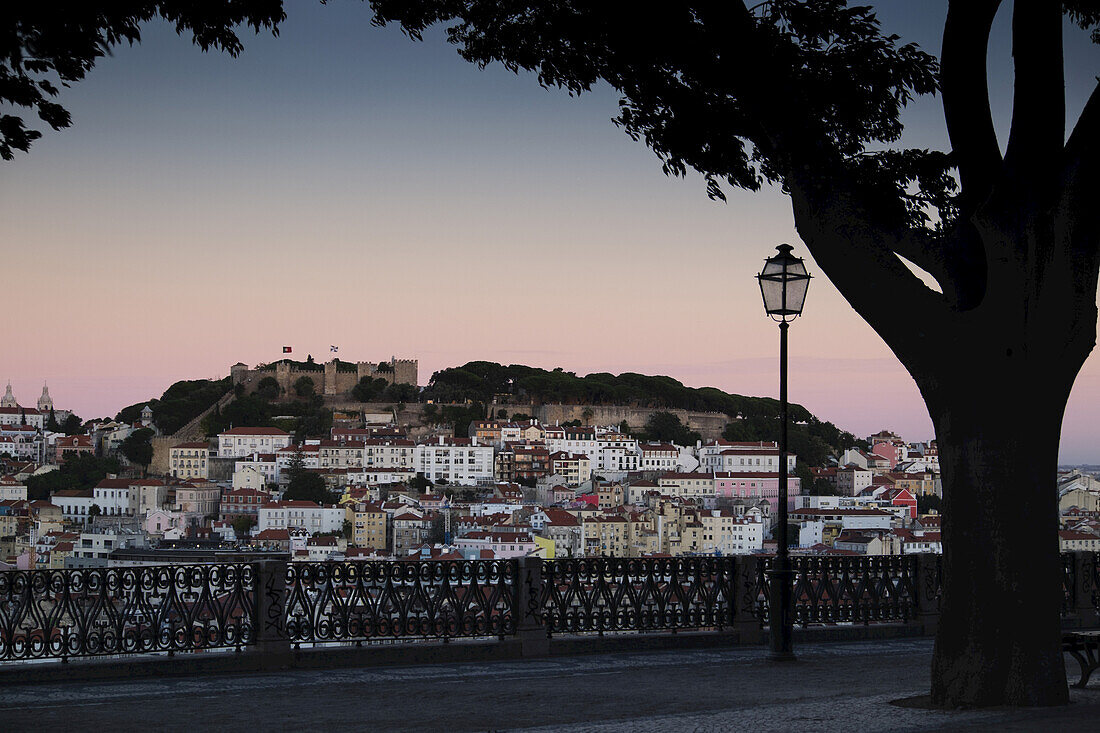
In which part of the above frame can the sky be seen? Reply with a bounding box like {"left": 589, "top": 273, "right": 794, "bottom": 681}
{"left": 2, "top": 3, "right": 1099, "bottom": 461}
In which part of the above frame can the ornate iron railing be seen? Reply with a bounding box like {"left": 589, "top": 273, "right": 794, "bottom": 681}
{"left": 537, "top": 557, "right": 734, "bottom": 636}
{"left": 1063, "top": 552, "right": 1076, "bottom": 616}
{"left": 3, "top": 552, "right": 1096, "bottom": 666}
{"left": 0, "top": 564, "right": 254, "bottom": 662}
{"left": 283, "top": 560, "right": 516, "bottom": 645}
{"left": 754, "top": 555, "right": 918, "bottom": 626}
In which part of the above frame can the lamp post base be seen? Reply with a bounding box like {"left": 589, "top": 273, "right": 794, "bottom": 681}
{"left": 767, "top": 567, "right": 797, "bottom": 661}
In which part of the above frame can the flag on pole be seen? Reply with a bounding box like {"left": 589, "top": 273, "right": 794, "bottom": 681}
{"left": 330, "top": 345, "right": 339, "bottom": 353}
{"left": 283, "top": 346, "right": 292, "bottom": 353}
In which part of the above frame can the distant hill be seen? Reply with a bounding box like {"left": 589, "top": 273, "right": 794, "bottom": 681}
{"left": 423, "top": 361, "right": 863, "bottom": 465}
{"left": 111, "top": 361, "right": 863, "bottom": 466}
{"left": 115, "top": 377, "right": 231, "bottom": 435}
{"left": 424, "top": 361, "right": 802, "bottom": 420}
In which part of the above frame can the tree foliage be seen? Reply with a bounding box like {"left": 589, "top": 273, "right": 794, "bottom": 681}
{"left": 119, "top": 427, "right": 155, "bottom": 469}
{"left": 60, "top": 414, "right": 84, "bottom": 435}
{"left": 25, "top": 453, "right": 121, "bottom": 501}
{"left": 364, "top": 3, "right": 1100, "bottom": 707}
{"left": 1, "top": 2, "right": 285, "bottom": 159}
{"left": 201, "top": 394, "right": 274, "bottom": 436}
{"left": 640, "top": 411, "right": 700, "bottom": 445}
{"left": 117, "top": 377, "right": 230, "bottom": 435}
{"left": 293, "top": 376, "right": 315, "bottom": 397}
{"left": 918, "top": 493, "right": 943, "bottom": 515}
{"left": 256, "top": 376, "right": 281, "bottom": 400}
{"left": 232, "top": 516, "right": 257, "bottom": 537}
{"left": 723, "top": 415, "right": 863, "bottom": 467}
{"left": 424, "top": 361, "right": 812, "bottom": 421}
{"left": 352, "top": 376, "right": 390, "bottom": 402}
{"left": 283, "top": 471, "right": 333, "bottom": 504}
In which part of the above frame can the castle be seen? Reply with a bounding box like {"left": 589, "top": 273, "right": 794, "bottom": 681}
{"left": 230, "top": 357, "right": 418, "bottom": 398}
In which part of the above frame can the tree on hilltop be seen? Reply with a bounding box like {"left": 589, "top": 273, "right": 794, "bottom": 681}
{"left": 294, "top": 376, "right": 315, "bottom": 397}
{"left": 368, "top": 0, "right": 1100, "bottom": 708}
{"left": 120, "top": 427, "right": 155, "bottom": 475}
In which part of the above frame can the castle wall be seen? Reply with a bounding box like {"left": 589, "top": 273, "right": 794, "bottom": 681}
{"left": 528, "top": 405, "right": 728, "bottom": 440}
{"left": 232, "top": 358, "right": 419, "bottom": 399}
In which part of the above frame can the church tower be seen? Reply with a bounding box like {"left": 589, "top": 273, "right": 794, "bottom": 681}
{"left": 1, "top": 382, "right": 16, "bottom": 408}
{"left": 37, "top": 383, "right": 53, "bottom": 412}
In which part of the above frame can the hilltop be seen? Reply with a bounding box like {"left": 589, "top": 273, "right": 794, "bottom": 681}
{"left": 111, "top": 361, "right": 863, "bottom": 469}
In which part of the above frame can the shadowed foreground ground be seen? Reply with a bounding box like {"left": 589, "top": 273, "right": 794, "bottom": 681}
{"left": 2, "top": 638, "right": 1099, "bottom": 731}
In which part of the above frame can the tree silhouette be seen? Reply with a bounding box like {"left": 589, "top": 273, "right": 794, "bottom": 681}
{"left": 1, "top": 3, "right": 285, "bottom": 159}
{"left": 120, "top": 427, "right": 155, "bottom": 475}
{"left": 369, "top": 0, "right": 1100, "bottom": 708}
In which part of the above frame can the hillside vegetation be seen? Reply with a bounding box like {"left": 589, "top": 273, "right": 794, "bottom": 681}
{"left": 425, "top": 361, "right": 803, "bottom": 419}
{"left": 115, "top": 378, "right": 231, "bottom": 435}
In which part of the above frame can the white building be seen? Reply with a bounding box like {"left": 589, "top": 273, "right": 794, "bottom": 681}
{"left": 543, "top": 429, "right": 641, "bottom": 476}
{"left": 258, "top": 500, "right": 344, "bottom": 535}
{"left": 234, "top": 453, "right": 279, "bottom": 485}
{"left": 415, "top": 437, "right": 494, "bottom": 486}
{"left": 789, "top": 507, "right": 894, "bottom": 531}
{"left": 698, "top": 440, "right": 797, "bottom": 474}
{"left": 362, "top": 438, "right": 416, "bottom": 469}
{"left": 0, "top": 405, "right": 44, "bottom": 429}
{"left": 639, "top": 443, "right": 680, "bottom": 471}
{"left": 0, "top": 476, "right": 27, "bottom": 501}
{"left": 836, "top": 466, "right": 874, "bottom": 496}
{"left": 218, "top": 427, "right": 291, "bottom": 459}
{"left": 0, "top": 431, "right": 41, "bottom": 461}
{"left": 275, "top": 444, "right": 320, "bottom": 476}
{"left": 702, "top": 507, "right": 765, "bottom": 555}
{"left": 657, "top": 473, "right": 716, "bottom": 502}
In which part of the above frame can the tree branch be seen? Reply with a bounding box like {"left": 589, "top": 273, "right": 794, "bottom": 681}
{"left": 1063, "top": 82, "right": 1100, "bottom": 352}
{"left": 941, "top": 0, "right": 1003, "bottom": 215}
{"left": 1065, "top": 81, "right": 1100, "bottom": 181}
{"left": 1003, "top": 0, "right": 1064, "bottom": 185}
{"left": 787, "top": 176, "right": 952, "bottom": 369}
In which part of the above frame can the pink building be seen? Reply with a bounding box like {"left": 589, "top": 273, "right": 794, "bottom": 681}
{"left": 871, "top": 441, "right": 905, "bottom": 469}
{"left": 714, "top": 472, "right": 801, "bottom": 511}
{"left": 456, "top": 531, "right": 536, "bottom": 558}
{"left": 55, "top": 435, "right": 94, "bottom": 462}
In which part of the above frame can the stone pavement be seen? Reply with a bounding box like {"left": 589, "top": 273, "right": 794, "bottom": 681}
{"left": 2, "top": 638, "right": 1099, "bottom": 731}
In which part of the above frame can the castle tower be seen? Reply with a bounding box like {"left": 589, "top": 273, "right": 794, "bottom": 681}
{"left": 1, "top": 382, "right": 15, "bottom": 408}
{"left": 37, "top": 383, "right": 53, "bottom": 412}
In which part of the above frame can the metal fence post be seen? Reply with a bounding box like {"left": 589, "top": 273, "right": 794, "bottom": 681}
{"left": 1072, "top": 551, "right": 1098, "bottom": 628}
{"left": 253, "top": 559, "right": 292, "bottom": 661}
{"left": 914, "top": 553, "right": 941, "bottom": 636}
{"left": 514, "top": 556, "right": 550, "bottom": 657}
{"left": 732, "top": 555, "right": 764, "bottom": 644}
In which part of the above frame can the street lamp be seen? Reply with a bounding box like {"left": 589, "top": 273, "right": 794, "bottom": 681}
{"left": 757, "top": 243, "right": 811, "bottom": 662}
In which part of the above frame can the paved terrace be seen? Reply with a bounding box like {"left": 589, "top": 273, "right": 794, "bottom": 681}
{"left": 3, "top": 638, "right": 1099, "bottom": 731}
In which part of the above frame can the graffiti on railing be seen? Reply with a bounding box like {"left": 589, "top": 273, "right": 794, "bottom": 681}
{"left": 754, "top": 555, "right": 918, "bottom": 627}
{"left": 283, "top": 560, "right": 515, "bottom": 644}
{"left": 0, "top": 565, "right": 254, "bottom": 662}
{"left": 538, "top": 557, "right": 734, "bottom": 636}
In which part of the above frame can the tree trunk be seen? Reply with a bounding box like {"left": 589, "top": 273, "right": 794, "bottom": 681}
{"left": 924, "top": 372, "right": 1070, "bottom": 707}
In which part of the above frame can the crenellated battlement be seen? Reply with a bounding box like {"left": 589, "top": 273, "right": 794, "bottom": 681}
{"left": 231, "top": 357, "right": 418, "bottom": 398}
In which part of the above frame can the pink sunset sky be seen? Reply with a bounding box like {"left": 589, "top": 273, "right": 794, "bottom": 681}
{"left": 2, "top": 4, "right": 1098, "bottom": 462}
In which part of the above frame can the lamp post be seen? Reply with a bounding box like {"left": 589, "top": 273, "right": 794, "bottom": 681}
{"left": 757, "top": 243, "right": 811, "bottom": 662}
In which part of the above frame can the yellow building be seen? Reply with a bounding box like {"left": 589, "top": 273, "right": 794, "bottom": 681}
{"left": 597, "top": 483, "right": 625, "bottom": 510}
{"left": 532, "top": 535, "right": 555, "bottom": 559}
{"left": 170, "top": 442, "right": 210, "bottom": 480}
{"left": 583, "top": 515, "right": 629, "bottom": 557}
{"left": 348, "top": 501, "right": 388, "bottom": 549}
